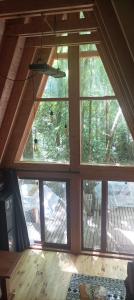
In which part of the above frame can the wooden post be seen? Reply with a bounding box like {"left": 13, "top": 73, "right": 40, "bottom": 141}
{"left": 70, "top": 175, "right": 81, "bottom": 254}
{"left": 68, "top": 44, "right": 80, "bottom": 171}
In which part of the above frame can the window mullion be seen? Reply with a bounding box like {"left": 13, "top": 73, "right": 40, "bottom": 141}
{"left": 68, "top": 45, "right": 80, "bottom": 170}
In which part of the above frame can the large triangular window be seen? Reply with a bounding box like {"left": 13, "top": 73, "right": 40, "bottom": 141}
{"left": 21, "top": 44, "right": 134, "bottom": 165}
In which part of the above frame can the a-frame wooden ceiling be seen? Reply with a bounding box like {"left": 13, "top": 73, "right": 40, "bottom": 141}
{"left": 0, "top": 0, "right": 134, "bottom": 166}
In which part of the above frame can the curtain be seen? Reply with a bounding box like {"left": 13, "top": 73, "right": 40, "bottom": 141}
{"left": 4, "top": 168, "right": 30, "bottom": 251}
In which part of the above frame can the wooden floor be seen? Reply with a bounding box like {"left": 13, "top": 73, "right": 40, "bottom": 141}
{"left": 10, "top": 249, "right": 129, "bottom": 300}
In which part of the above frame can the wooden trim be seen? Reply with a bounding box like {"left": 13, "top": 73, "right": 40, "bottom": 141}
{"left": 101, "top": 181, "right": 107, "bottom": 252}
{"left": 35, "top": 96, "right": 117, "bottom": 102}
{"left": 80, "top": 96, "right": 116, "bottom": 100}
{"left": 35, "top": 97, "right": 69, "bottom": 102}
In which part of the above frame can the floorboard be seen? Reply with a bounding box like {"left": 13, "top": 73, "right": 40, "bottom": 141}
{"left": 10, "top": 249, "right": 128, "bottom": 300}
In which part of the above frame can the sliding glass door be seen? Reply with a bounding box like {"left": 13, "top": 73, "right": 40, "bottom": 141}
{"left": 19, "top": 179, "right": 70, "bottom": 249}
{"left": 82, "top": 179, "right": 134, "bottom": 255}
{"left": 19, "top": 179, "right": 41, "bottom": 245}
{"left": 42, "top": 181, "right": 69, "bottom": 246}
{"left": 82, "top": 180, "right": 102, "bottom": 250}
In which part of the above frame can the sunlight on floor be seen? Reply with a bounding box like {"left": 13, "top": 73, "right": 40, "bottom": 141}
{"left": 57, "top": 253, "right": 78, "bottom": 273}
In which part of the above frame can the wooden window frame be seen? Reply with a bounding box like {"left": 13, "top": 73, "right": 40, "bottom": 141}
{"left": 15, "top": 45, "right": 134, "bottom": 255}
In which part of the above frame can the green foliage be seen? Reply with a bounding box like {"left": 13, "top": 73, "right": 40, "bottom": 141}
{"left": 31, "top": 101, "right": 69, "bottom": 162}
{"left": 80, "top": 56, "right": 114, "bottom": 96}
{"left": 81, "top": 100, "right": 134, "bottom": 165}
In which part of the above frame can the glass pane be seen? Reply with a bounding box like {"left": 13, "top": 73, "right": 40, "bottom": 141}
{"left": 42, "top": 59, "right": 68, "bottom": 98}
{"left": 80, "top": 44, "right": 97, "bottom": 51}
{"left": 80, "top": 56, "right": 114, "bottom": 96}
{"left": 43, "top": 181, "right": 68, "bottom": 245}
{"left": 19, "top": 179, "right": 41, "bottom": 245}
{"left": 83, "top": 180, "right": 102, "bottom": 250}
{"left": 57, "top": 46, "right": 68, "bottom": 53}
{"left": 81, "top": 100, "right": 134, "bottom": 165}
{"left": 107, "top": 181, "right": 134, "bottom": 254}
{"left": 22, "top": 101, "right": 70, "bottom": 163}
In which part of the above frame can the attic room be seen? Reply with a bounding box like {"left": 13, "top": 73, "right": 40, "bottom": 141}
{"left": 0, "top": 0, "right": 134, "bottom": 299}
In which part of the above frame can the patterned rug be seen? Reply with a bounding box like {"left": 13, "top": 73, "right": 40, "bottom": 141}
{"left": 66, "top": 273, "right": 126, "bottom": 300}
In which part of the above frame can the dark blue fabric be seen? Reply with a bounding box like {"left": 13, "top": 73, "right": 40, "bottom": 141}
{"left": 4, "top": 168, "right": 30, "bottom": 251}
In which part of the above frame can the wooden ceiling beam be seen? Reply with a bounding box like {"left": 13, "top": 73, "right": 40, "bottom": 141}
{"left": 6, "top": 14, "right": 97, "bottom": 36}
{"left": 2, "top": 48, "right": 54, "bottom": 166}
{"left": 0, "top": 35, "right": 18, "bottom": 101}
{"left": 0, "top": 0, "right": 94, "bottom": 19}
{"left": 0, "top": 46, "right": 36, "bottom": 163}
{"left": 25, "top": 32, "right": 100, "bottom": 48}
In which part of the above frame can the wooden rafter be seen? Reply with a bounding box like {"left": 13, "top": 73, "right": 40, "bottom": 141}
{"left": 0, "top": 36, "right": 18, "bottom": 101}
{"left": 6, "top": 14, "right": 97, "bottom": 36}
{"left": 25, "top": 32, "right": 100, "bottom": 48}
{"left": 95, "top": 0, "right": 134, "bottom": 137}
{"left": 0, "top": 0, "right": 94, "bottom": 19}
{"left": 0, "top": 20, "right": 5, "bottom": 45}
{"left": 2, "top": 48, "right": 54, "bottom": 166}
{"left": 0, "top": 46, "right": 36, "bottom": 163}
{"left": 112, "top": 0, "right": 134, "bottom": 63}
{"left": 0, "top": 36, "right": 26, "bottom": 126}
